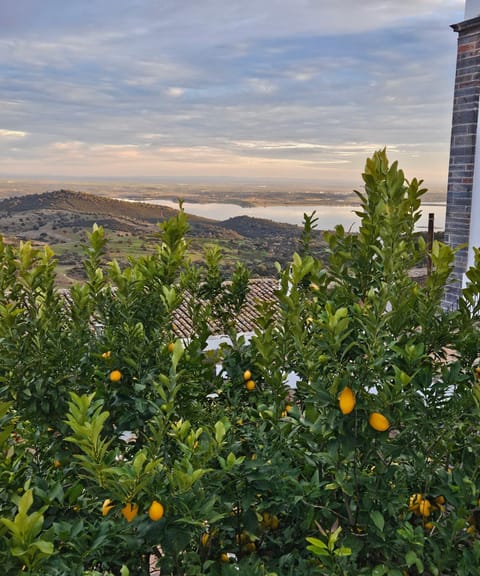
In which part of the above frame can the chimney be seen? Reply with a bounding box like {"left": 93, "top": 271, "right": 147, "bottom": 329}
{"left": 443, "top": 1, "right": 480, "bottom": 308}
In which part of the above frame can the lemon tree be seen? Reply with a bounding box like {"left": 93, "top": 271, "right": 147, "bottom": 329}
{"left": 0, "top": 150, "right": 480, "bottom": 574}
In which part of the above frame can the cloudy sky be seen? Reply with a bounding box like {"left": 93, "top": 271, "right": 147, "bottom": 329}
{"left": 0, "top": 0, "right": 466, "bottom": 192}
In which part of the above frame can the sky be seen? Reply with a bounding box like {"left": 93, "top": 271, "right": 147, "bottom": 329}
{"left": 0, "top": 0, "right": 467, "bottom": 192}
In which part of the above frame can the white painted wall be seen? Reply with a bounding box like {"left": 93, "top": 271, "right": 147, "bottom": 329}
{"left": 465, "top": 0, "right": 480, "bottom": 20}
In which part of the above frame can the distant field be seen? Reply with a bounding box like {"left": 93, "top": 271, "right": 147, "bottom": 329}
{"left": 0, "top": 178, "right": 447, "bottom": 206}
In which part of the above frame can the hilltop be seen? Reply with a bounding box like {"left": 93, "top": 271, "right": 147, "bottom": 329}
{"left": 0, "top": 190, "right": 326, "bottom": 283}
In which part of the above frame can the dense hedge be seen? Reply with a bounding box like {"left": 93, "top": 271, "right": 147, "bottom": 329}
{"left": 1, "top": 150, "right": 480, "bottom": 575}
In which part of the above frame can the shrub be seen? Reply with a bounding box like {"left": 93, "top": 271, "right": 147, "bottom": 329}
{"left": 0, "top": 150, "right": 480, "bottom": 575}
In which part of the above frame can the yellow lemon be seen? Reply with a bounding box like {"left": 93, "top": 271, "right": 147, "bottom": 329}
{"left": 408, "top": 493, "right": 423, "bottom": 512}
{"left": 148, "top": 500, "right": 164, "bottom": 521}
{"left": 102, "top": 498, "right": 115, "bottom": 516}
{"left": 109, "top": 370, "right": 122, "bottom": 382}
{"left": 261, "top": 511, "right": 272, "bottom": 528}
{"left": 338, "top": 387, "right": 356, "bottom": 415}
{"left": 201, "top": 532, "right": 210, "bottom": 547}
{"left": 368, "top": 412, "right": 390, "bottom": 432}
{"left": 236, "top": 531, "right": 250, "bottom": 545}
{"left": 168, "top": 342, "right": 175, "bottom": 353}
{"left": 121, "top": 502, "right": 139, "bottom": 522}
{"left": 418, "top": 499, "right": 431, "bottom": 517}
{"left": 245, "top": 380, "right": 256, "bottom": 391}
{"left": 243, "top": 369, "right": 252, "bottom": 381}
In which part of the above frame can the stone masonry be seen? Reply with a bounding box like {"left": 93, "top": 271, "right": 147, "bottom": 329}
{"left": 444, "top": 15, "right": 480, "bottom": 307}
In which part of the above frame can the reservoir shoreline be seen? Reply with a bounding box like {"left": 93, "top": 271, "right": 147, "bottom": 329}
{"left": 123, "top": 197, "right": 447, "bottom": 232}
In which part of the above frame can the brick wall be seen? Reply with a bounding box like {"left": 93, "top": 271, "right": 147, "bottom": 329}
{"left": 444, "top": 15, "right": 480, "bottom": 308}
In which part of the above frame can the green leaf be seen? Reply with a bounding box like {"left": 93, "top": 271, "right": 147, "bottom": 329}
{"left": 405, "top": 550, "right": 417, "bottom": 567}
{"left": 306, "top": 536, "right": 328, "bottom": 550}
{"left": 334, "top": 546, "right": 352, "bottom": 557}
{"left": 215, "top": 421, "right": 226, "bottom": 445}
{"left": 32, "top": 540, "right": 54, "bottom": 555}
{"left": 370, "top": 510, "right": 385, "bottom": 533}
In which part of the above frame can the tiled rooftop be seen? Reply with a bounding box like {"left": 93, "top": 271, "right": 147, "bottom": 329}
{"left": 172, "top": 278, "right": 279, "bottom": 338}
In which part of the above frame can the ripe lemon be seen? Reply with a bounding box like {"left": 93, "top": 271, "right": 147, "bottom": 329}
{"left": 201, "top": 532, "right": 209, "bottom": 547}
{"left": 368, "top": 412, "right": 390, "bottom": 432}
{"left": 418, "top": 499, "right": 431, "bottom": 517}
{"left": 168, "top": 342, "right": 175, "bottom": 353}
{"left": 245, "top": 380, "right": 256, "bottom": 391}
{"left": 408, "top": 493, "right": 423, "bottom": 512}
{"left": 148, "top": 500, "right": 164, "bottom": 521}
{"left": 243, "top": 369, "right": 252, "bottom": 381}
{"left": 338, "top": 387, "right": 356, "bottom": 415}
{"left": 109, "top": 370, "right": 122, "bottom": 382}
{"left": 236, "top": 531, "right": 250, "bottom": 545}
{"left": 121, "top": 502, "right": 139, "bottom": 522}
{"left": 102, "top": 498, "right": 115, "bottom": 516}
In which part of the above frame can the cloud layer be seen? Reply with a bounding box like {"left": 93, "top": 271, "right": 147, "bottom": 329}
{"left": 0, "top": 0, "right": 465, "bottom": 190}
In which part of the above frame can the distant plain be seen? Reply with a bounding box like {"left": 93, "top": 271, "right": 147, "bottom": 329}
{"left": 0, "top": 179, "right": 445, "bottom": 287}
{"left": 0, "top": 178, "right": 447, "bottom": 206}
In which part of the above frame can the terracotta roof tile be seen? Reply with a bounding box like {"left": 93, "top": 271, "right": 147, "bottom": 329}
{"left": 172, "top": 278, "right": 279, "bottom": 338}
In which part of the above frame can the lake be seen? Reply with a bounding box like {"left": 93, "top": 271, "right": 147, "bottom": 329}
{"left": 139, "top": 199, "right": 446, "bottom": 232}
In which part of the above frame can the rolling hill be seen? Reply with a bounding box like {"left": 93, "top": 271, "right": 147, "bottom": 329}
{"left": 0, "top": 189, "right": 326, "bottom": 283}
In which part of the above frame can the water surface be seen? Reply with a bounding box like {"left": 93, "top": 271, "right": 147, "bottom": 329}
{"left": 140, "top": 199, "right": 446, "bottom": 232}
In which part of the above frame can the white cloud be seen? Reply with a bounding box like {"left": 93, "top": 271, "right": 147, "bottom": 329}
{"left": 166, "top": 87, "right": 184, "bottom": 97}
{"left": 247, "top": 78, "right": 277, "bottom": 95}
{"left": 0, "top": 129, "right": 28, "bottom": 138}
{"left": 0, "top": 0, "right": 462, "bottom": 188}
